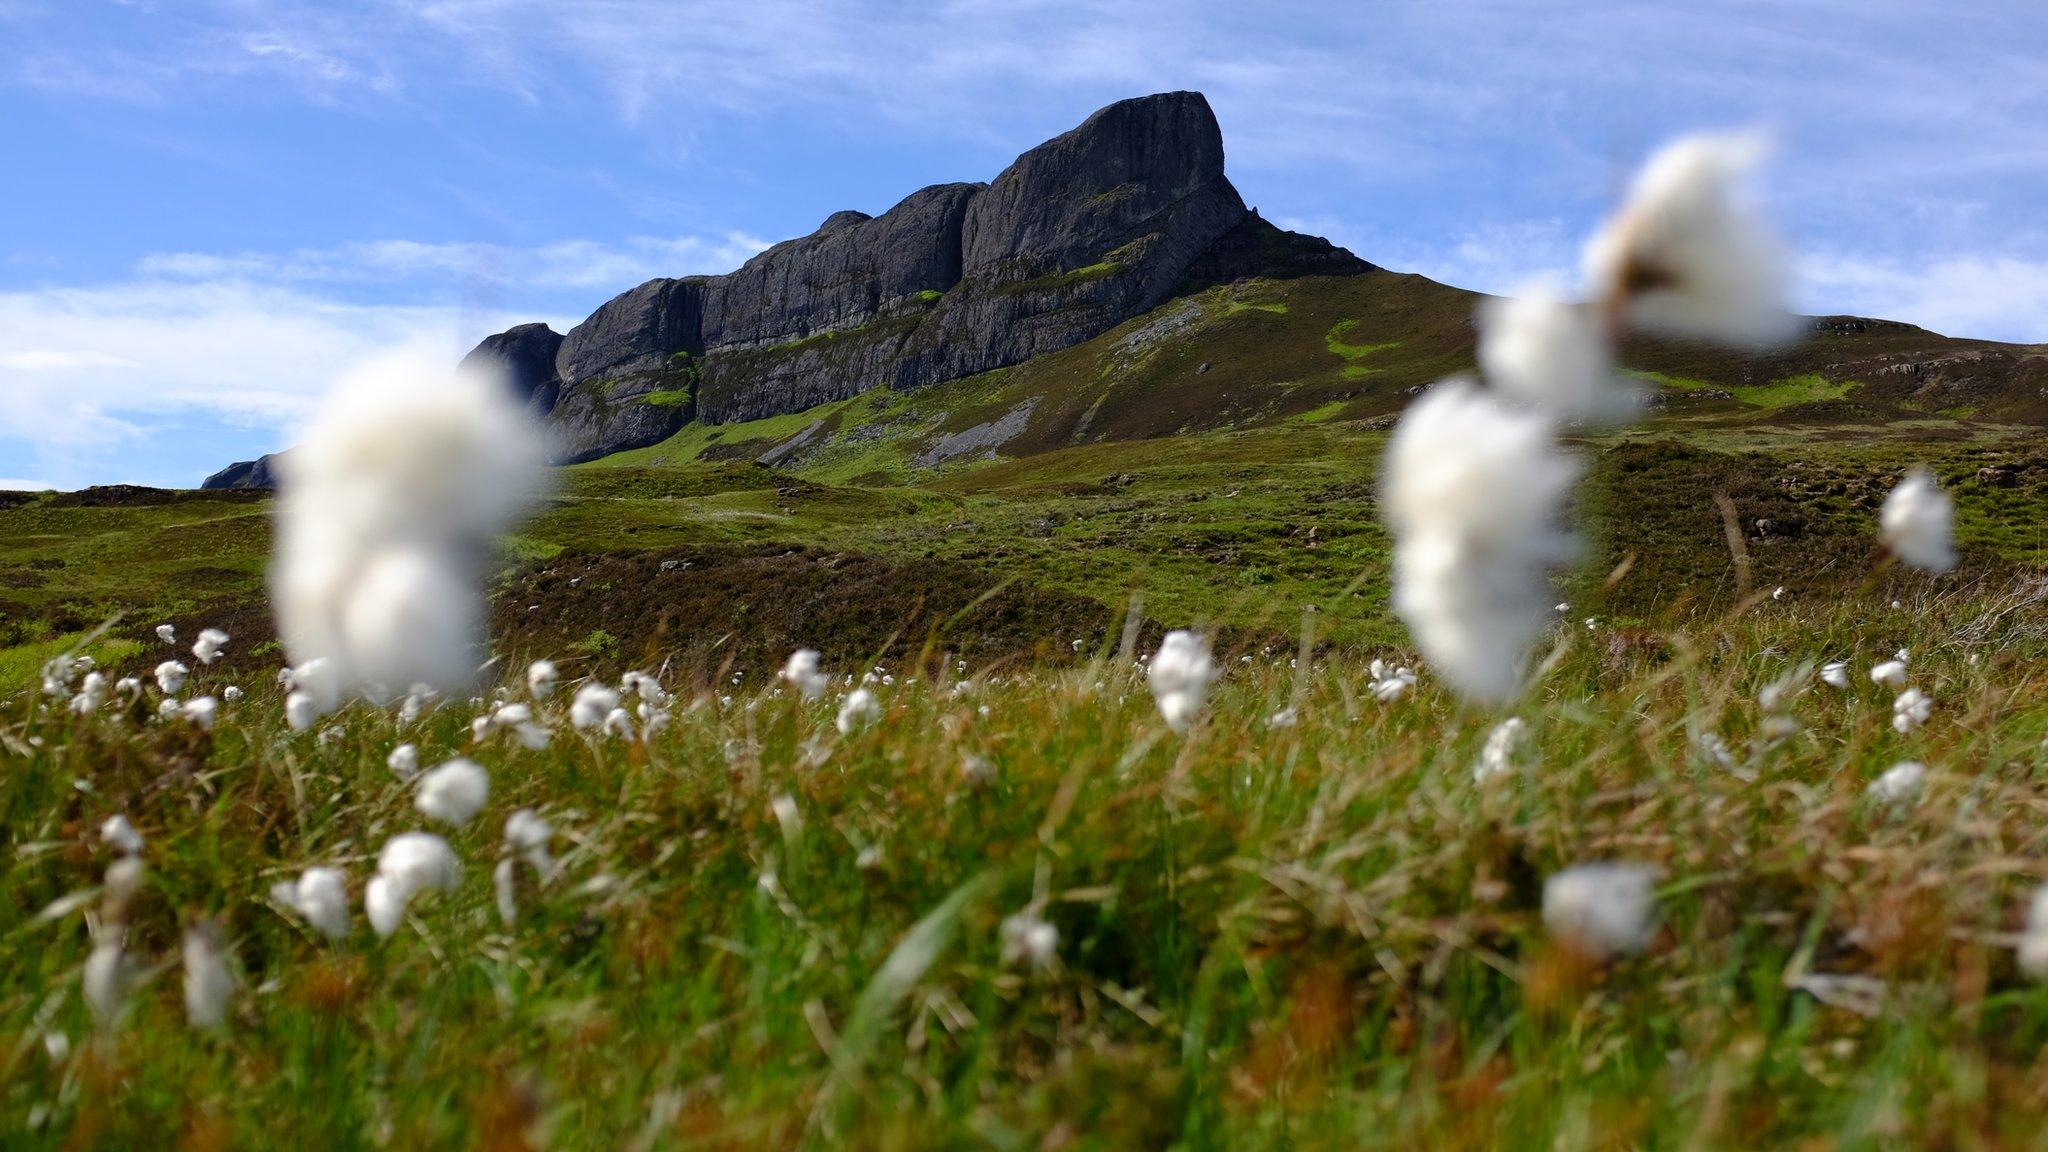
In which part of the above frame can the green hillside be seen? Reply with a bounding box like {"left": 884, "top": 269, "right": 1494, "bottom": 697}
{"left": 4, "top": 271, "right": 2047, "bottom": 693}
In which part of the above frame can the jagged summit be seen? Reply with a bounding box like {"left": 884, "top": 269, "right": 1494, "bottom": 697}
{"left": 203, "top": 91, "right": 1366, "bottom": 484}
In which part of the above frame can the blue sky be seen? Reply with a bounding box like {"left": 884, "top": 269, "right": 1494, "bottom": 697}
{"left": 3, "top": 0, "right": 2045, "bottom": 489}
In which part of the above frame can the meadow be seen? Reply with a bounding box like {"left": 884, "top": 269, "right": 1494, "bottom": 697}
{"left": 7, "top": 570, "right": 2048, "bottom": 1149}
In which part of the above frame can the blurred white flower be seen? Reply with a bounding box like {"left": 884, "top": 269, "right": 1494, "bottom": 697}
{"left": 1474, "top": 717, "right": 1528, "bottom": 783}
{"left": 70, "top": 672, "right": 107, "bottom": 715}
{"left": 570, "top": 683, "right": 619, "bottom": 731}
{"left": 103, "top": 856, "right": 145, "bottom": 921}
{"left": 272, "top": 350, "right": 545, "bottom": 715}
{"left": 1382, "top": 381, "right": 1577, "bottom": 702}
{"left": 1266, "top": 706, "right": 1298, "bottom": 730}
{"left": 1369, "top": 658, "right": 1418, "bottom": 703}
{"left": 2018, "top": 886, "right": 2048, "bottom": 980}
{"left": 284, "top": 691, "right": 319, "bottom": 733}
{"left": 1147, "top": 630, "right": 1218, "bottom": 733}
{"left": 602, "top": 707, "right": 635, "bottom": 740}
{"left": 222, "top": 685, "right": 243, "bottom": 702}
{"left": 365, "top": 832, "right": 461, "bottom": 936}
{"left": 1583, "top": 130, "right": 1794, "bottom": 345}
{"left": 154, "top": 660, "right": 189, "bottom": 695}
{"left": 1892, "top": 688, "right": 1932, "bottom": 734}
{"left": 1477, "top": 290, "right": 1632, "bottom": 421}
{"left": 156, "top": 624, "right": 176, "bottom": 645}
{"left": 504, "top": 809, "right": 556, "bottom": 879}
{"left": 836, "top": 687, "right": 881, "bottom": 735}
{"left": 387, "top": 742, "right": 420, "bottom": 780}
{"left": 181, "top": 919, "right": 235, "bottom": 1031}
{"left": 180, "top": 696, "right": 218, "bottom": 731}
{"left": 1868, "top": 761, "right": 1927, "bottom": 806}
{"left": 100, "top": 814, "right": 144, "bottom": 857}
{"left": 272, "top": 867, "right": 351, "bottom": 940}
{"left": 414, "top": 758, "right": 490, "bottom": 826}
{"left": 1879, "top": 468, "right": 1956, "bottom": 573}
{"left": 191, "top": 628, "right": 230, "bottom": 665}
{"left": 1820, "top": 661, "right": 1850, "bottom": 689}
{"left": 1869, "top": 659, "right": 1908, "bottom": 688}
{"left": 83, "top": 932, "right": 127, "bottom": 1026}
{"left": 1000, "top": 911, "right": 1059, "bottom": 970}
{"left": 781, "top": 649, "right": 829, "bottom": 700}
{"left": 526, "top": 659, "right": 558, "bottom": 699}
{"left": 1542, "top": 862, "right": 1658, "bottom": 960}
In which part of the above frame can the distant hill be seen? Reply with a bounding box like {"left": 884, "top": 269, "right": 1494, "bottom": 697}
{"left": 204, "top": 90, "right": 2046, "bottom": 489}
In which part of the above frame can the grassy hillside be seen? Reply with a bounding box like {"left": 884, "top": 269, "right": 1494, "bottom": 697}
{"left": 4, "top": 271, "right": 2047, "bottom": 694}
{"left": 8, "top": 271, "right": 2048, "bottom": 1147}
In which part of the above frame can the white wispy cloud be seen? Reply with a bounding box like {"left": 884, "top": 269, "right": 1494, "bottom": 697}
{"left": 1800, "top": 253, "right": 2048, "bottom": 343}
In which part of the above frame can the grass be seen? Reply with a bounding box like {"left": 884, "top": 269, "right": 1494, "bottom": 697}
{"left": 8, "top": 577, "right": 2048, "bottom": 1147}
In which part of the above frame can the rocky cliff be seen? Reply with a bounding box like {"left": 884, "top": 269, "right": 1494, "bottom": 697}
{"left": 205, "top": 90, "right": 1370, "bottom": 483}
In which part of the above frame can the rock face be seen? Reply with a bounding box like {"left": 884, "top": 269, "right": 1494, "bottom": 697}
{"left": 201, "top": 452, "right": 286, "bottom": 490}
{"left": 458, "top": 322, "right": 566, "bottom": 412}
{"left": 205, "top": 90, "right": 1371, "bottom": 478}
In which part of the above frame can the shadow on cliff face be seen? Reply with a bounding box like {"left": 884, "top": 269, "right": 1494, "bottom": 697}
{"left": 489, "top": 544, "right": 1127, "bottom": 682}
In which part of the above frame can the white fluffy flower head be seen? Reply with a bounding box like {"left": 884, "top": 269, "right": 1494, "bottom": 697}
{"left": 1584, "top": 130, "right": 1794, "bottom": 345}
{"left": 781, "top": 648, "right": 829, "bottom": 700}
{"left": 366, "top": 832, "right": 461, "bottom": 936}
{"left": 414, "top": 757, "right": 490, "bottom": 826}
{"left": 272, "top": 349, "right": 546, "bottom": 713}
{"left": 272, "top": 866, "right": 351, "bottom": 940}
{"left": 1477, "top": 290, "right": 1634, "bottom": 422}
{"left": 1879, "top": 468, "right": 1956, "bottom": 573}
{"left": 1382, "top": 381, "right": 1577, "bottom": 702}
{"left": 1147, "top": 630, "right": 1218, "bottom": 734}
{"left": 1542, "top": 862, "right": 1658, "bottom": 961}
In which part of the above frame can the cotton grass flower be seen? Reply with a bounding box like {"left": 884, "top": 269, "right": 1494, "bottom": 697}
{"left": 181, "top": 919, "right": 236, "bottom": 1032}
{"left": 154, "top": 660, "right": 188, "bottom": 695}
{"left": 70, "top": 671, "right": 107, "bottom": 715}
{"left": 83, "top": 932, "right": 127, "bottom": 1027}
{"left": 191, "top": 627, "right": 229, "bottom": 665}
{"left": 1000, "top": 912, "right": 1059, "bottom": 970}
{"left": 836, "top": 687, "right": 881, "bottom": 735}
{"left": 1583, "top": 130, "right": 1794, "bottom": 345}
{"left": 1542, "top": 863, "right": 1658, "bottom": 960}
{"left": 284, "top": 690, "right": 320, "bottom": 733}
{"left": 271, "top": 349, "right": 546, "bottom": 722}
{"left": 1368, "top": 659, "right": 1418, "bottom": 703}
{"left": 570, "top": 683, "right": 619, "bottom": 731}
{"left": 156, "top": 624, "right": 176, "bottom": 644}
{"left": 1868, "top": 761, "right": 1927, "bottom": 806}
{"left": 1382, "top": 381, "right": 1577, "bottom": 702}
{"left": 1869, "top": 658, "right": 1909, "bottom": 687}
{"left": 1477, "top": 290, "right": 1632, "bottom": 422}
{"left": 414, "top": 758, "right": 490, "bottom": 827}
{"left": 180, "top": 696, "right": 218, "bottom": 730}
{"left": 365, "top": 832, "right": 461, "bottom": 937}
{"left": 493, "top": 809, "right": 555, "bottom": 927}
{"left": 100, "top": 814, "right": 144, "bottom": 857}
{"left": 1879, "top": 468, "right": 1956, "bottom": 573}
{"left": 781, "top": 648, "right": 829, "bottom": 700}
{"left": 387, "top": 742, "right": 420, "bottom": 780}
{"left": 2018, "top": 886, "right": 2048, "bottom": 980}
{"left": 271, "top": 867, "right": 351, "bottom": 940}
{"left": 1147, "top": 630, "right": 1218, "bottom": 733}
{"left": 1474, "top": 717, "right": 1528, "bottom": 784}
{"left": 526, "top": 659, "right": 558, "bottom": 699}
{"left": 1892, "top": 688, "right": 1932, "bottom": 734}
{"left": 1820, "top": 661, "right": 1851, "bottom": 689}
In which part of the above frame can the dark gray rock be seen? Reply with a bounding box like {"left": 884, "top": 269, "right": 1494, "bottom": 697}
{"left": 700, "top": 183, "right": 980, "bottom": 350}
{"left": 556, "top": 277, "right": 707, "bottom": 384}
{"left": 459, "top": 322, "right": 564, "bottom": 412}
{"left": 696, "top": 91, "right": 1252, "bottom": 423}
{"left": 205, "top": 89, "right": 1364, "bottom": 476}
{"left": 201, "top": 452, "right": 286, "bottom": 490}
{"left": 1177, "top": 210, "right": 1374, "bottom": 288}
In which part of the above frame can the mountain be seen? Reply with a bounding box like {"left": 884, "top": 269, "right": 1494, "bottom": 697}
{"left": 202, "top": 90, "right": 2046, "bottom": 489}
